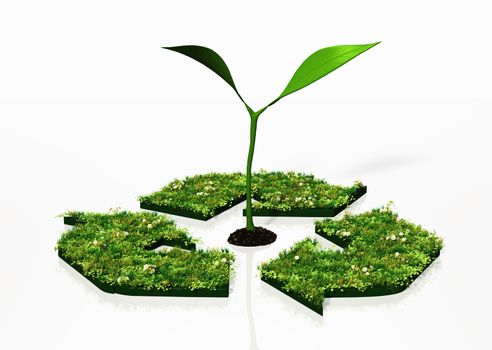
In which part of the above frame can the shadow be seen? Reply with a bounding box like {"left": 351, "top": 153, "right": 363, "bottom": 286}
{"left": 339, "top": 154, "right": 425, "bottom": 177}
{"left": 259, "top": 279, "right": 324, "bottom": 325}
{"left": 57, "top": 256, "right": 229, "bottom": 312}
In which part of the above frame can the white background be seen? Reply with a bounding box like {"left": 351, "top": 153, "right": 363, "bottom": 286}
{"left": 1, "top": 1, "right": 491, "bottom": 349}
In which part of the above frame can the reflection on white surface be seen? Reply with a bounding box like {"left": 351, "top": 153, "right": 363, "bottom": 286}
{"left": 57, "top": 258, "right": 230, "bottom": 312}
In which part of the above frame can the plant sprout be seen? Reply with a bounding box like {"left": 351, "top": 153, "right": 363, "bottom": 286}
{"left": 162, "top": 42, "right": 380, "bottom": 232}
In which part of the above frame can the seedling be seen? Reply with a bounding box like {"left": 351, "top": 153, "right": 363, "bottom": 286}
{"left": 162, "top": 42, "right": 380, "bottom": 244}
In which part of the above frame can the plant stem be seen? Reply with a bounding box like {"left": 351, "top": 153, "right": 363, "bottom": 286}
{"left": 245, "top": 112, "right": 259, "bottom": 231}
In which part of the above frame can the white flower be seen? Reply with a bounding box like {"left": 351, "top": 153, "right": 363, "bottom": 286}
{"left": 299, "top": 182, "right": 304, "bottom": 186}
{"left": 295, "top": 197, "right": 302, "bottom": 202}
{"left": 362, "top": 267, "right": 368, "bottom": 272}
{"left": 399, "top": 231, "right": 404, "bottom": 236}
{"left": 197, "top": 192, "right": 204, "bottom": 196}
{"left": 342, "top": 231, "right": 351, "bottom": 237}
{"left": 390, "top": 234, "right": 396, "bottom": 240}
{"left": 401, "top": 237, "right": 407, "bottom": 242}
{"left": 142, "top": 218, "right": 146, "bottom": 223}
{"left": 365, "top": 272, "right": 370, "bottom": 276}
{"left": 208, "top": 181, "right": 214, "bottom": 185}
{"left": 92, "top": 240, "right": 98, "bottom": 245}
{"left": 351, "top": 265, "right": 356, "bottom": 270}
{"left": 147, "top": 224, "right": 153, "bottom": 229}
{"left": 221, "top": 258, "right": 227, "bottom": 263}
{"left": 386, "top": 236, "right": 390, "bottom": 240}
{"left": 395, "top": 252, "right": 401, "bottom": 258}
{"left": 294, "top": 255, "right": 300, "bottom": 260}
{"left": 117, "top": 276, "right": 129, "bottom": 284}
{"left": 143, "top": 264, "right": 156, "bottom": 273}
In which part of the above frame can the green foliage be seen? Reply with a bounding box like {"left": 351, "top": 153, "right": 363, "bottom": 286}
{"left": 138, "top": 171, "right": 364, "bottom": 217}
{"left": 252, "top": 170, "right": 364, "bottom": 212}
{"left": 139, "top": 172, "right": 246, "bottom": 218}
{"left": 57, "top": 210, "right": 234, "bottom": 292}
{"left": 162, "top": 43, "right": 379, "bottom": 230}
{"left": 273, "top": 43, "right": 380, "bottom": 104}
{"left": 259, "top": 205, "right": 443, "bottom": 309}
{"left": 162, "top": 45, "right": 246, "bottom": 105}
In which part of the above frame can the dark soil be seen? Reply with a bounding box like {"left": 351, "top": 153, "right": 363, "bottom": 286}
{"left": 227, "top": 226, "right": 277, "bottom": 247}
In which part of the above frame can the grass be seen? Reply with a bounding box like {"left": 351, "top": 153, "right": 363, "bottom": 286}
{"left": 139, "top": 172, "right": 246, "bottom": 219}
{"left": 259, "top": 204, "right": 443, "bottom": 314}
{"left": 56, "top": 210, "right": 234, "bottom": 294}
{"left": 138, "top": 170, "right": 365, "bottom": 219}
{"left": 251, "top": 170, "right": 364, "bottom": 212}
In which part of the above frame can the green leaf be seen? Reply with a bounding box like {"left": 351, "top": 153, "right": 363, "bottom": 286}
{"left": 162, "top": 45, "right": 247, "bottom": 106}
{"left": 269, "top": 42, "right": 380, "bottom": 106}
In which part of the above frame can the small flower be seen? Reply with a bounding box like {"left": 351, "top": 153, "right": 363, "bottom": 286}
{"left": 143, "top": 264, "right": 156, "bottom": 273}
{"left": 386, "top": 236, "right": 390, "bottom": 240}
{"left": 395, "top": 252, "right": 401, "bottom": 258}
{"left": 197, "top": 192, "right": 204, "bottom": 196}
{"left": 142, "top": 218, "right": 146, "bottom": 223}
{"left": 147, "top": 224, "right": 153, "bottom": 229}
{"left": 221, "top": 258, "right": 227, "bottom": 263}
{"left": 117, "top": 276, "right": 129, "bottom": 284}
{"left": 399, "top": 231, "right": 405, "bottom": 236}
{"left": 365, "top": 272, "right": 370, "bottom": 275}
{"left": 390, "top": 234, "right": 396, "bottom": 240}
{"left": 208, "top": 181, "right": 214, "bottom": 185}
{"left": 294, "top": 255, "right": 300, "bottom": 260}
{"left": 401, "top": 237, "right": 407, "bottom": 242}
{"left": 351, "top": 265, "right": 356, "bottom": 270}
{"left": 299, "top": 182, "right": 304, "bottom": 186}
{"left": 362, "top": 267, "right": 368, "bottom": 272}
{"left": 92, "top": 240, "right": 98, "bottom": 245}
{"left": 295, "top": 197, "right": 302, "bottom": 202}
